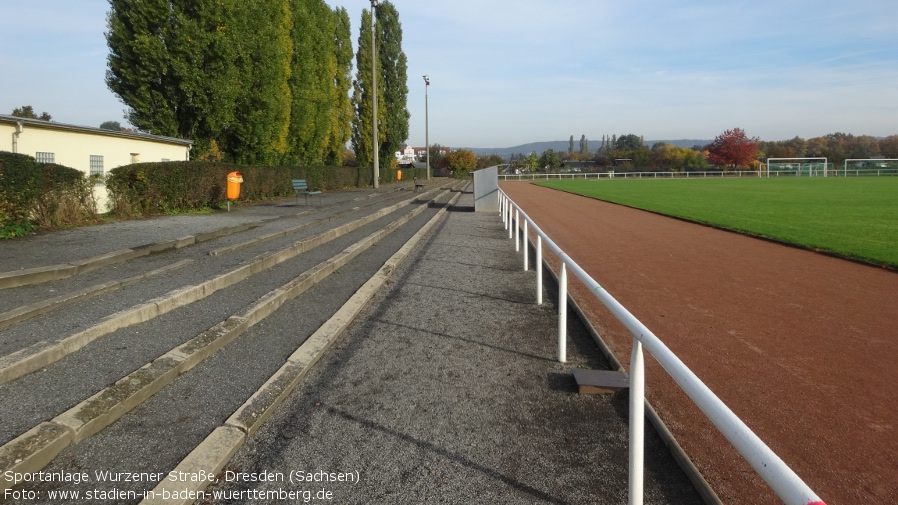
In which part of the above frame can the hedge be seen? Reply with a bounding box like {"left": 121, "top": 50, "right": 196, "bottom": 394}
{"left": 106, "top": 161, "right": 371, "bottom": 216}
{"left": 0, "top": 151, "right": 97, "bottom": 238}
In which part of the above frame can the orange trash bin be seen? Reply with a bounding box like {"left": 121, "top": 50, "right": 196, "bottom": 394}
{"left": 227, "top": 171, "right": 243, "bottom": 200}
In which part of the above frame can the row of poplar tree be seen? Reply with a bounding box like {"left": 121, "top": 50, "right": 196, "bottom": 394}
{"left": 106, "top": 0, "right": 409, "bottom": 170}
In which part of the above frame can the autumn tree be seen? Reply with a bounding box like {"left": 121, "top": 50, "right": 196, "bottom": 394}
{"left": 443, "top": 149, "right": 477, "bottom": 176}
{"left": 707, "top": 128, "right": 760, "bottom": 169}
{"left": 796, "top": 132, "right": 881, "bottom": 166}
{"left": 879, "top": 135, "right": 898, "bottom": 158}
{"left": 477, "top": 154, "right": 504, "bottom": 169}
{"left": 651, "top": 143, "right": 708, "bottom": 172}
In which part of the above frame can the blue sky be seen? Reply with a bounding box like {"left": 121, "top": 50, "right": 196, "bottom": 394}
{"left": 2, "top": 0, "right": 896, "bottom": 148}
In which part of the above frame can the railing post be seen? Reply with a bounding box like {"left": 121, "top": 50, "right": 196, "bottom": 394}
{"left": 629, "top": 336, "right": 645, "bottom": 505}
{"left": 523, "top": 219, "right": 529, "bottom": 271}
{"left": 515, "top": 209, "right": 520, "bottom": 252}
{"left": 558, "top": 262, "right": 567, "bottom": 363}
{"left": 536, "top": 235, "right": 543, "bottom": 305}
{"left": 508, "top": 205, "right": 513, "bottom": 239}
{"left": 504, "top": 199, "right": 509, "bottom": 232}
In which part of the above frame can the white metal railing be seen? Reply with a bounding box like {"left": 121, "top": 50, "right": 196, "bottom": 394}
{"left": 498, "top": 190, "right": 826, "bottom": 505}
{"left": 499, "top": 170, "right": 762, "bottom": 181}
{"left": 499, "top": 167, "right": 898, "bottom": 182}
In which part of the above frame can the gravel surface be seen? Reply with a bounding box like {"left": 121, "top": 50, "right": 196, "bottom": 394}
{"left": 202, "top": 190, "right": 702, "bottom": 504}
{"left": 1, "top": 183, "right": 702, "bottom": 504}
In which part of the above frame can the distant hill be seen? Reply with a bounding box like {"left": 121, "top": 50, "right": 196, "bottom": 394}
{"left": 462, "top": 139, "right": 712, "bottom": 158}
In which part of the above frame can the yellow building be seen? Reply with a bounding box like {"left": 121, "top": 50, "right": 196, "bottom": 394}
{"left": 0, "top": 114, "right": 192, "bottom": 211}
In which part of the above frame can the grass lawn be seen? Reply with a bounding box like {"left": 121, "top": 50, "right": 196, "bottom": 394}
{"left": 533, "top": 177, "right": 898, "bottom": 268}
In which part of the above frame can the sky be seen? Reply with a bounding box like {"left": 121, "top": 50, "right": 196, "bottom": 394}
{"left": 2, "top": 0, "right": 897, "bottom": 149}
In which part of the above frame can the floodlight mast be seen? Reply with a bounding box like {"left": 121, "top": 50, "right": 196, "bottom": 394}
{"left": 423, "top": 75, "right": 430, "bottom": 180}
{"left": 370, "top": 0, "right": 379, "bottom": 188}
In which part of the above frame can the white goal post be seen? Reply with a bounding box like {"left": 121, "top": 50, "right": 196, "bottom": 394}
{"left": 842, "top": 158, "right": 898, "bottom": 176}
{"left": 766, "top": 157, "right": 829, "bottom": 177}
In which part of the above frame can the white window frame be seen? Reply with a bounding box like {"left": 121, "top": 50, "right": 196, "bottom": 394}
{"left": 89, "top": 155, "right": 105, "bottom": 182}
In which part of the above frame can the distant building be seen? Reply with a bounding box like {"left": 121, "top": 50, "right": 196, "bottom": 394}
{"left": 0, "top": 114, "right": 192, "bottom": 211}
{"left": 395, "top": 145, "right": 416, "bottom": 163}
{"left": 561, "top": 160, "right": 598, "bottom": 171}
{"left": 406, "top": 146, "right": 451, "bottom": 161}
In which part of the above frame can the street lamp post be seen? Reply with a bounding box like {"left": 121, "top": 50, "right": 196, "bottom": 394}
{"left": 370, "top": 0, "right": 379, "bottom": 189}
{"left": 423, "top": 75, "right": 430, "bottom": 180}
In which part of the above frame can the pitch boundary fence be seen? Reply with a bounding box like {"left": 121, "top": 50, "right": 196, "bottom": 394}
{"left": 498, "top": 166, "right": 898, "bottom": 181}
{"left": 498, "top": 189, "right": 826, "bottom": 505}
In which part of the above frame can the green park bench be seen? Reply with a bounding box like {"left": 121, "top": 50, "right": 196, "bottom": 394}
{"left": 291, "top": 179, "right": 323, "bottom": 205}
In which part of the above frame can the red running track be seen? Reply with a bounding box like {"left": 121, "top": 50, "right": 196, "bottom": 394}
{"left": 501, "top": 181, "right": 897, "bottom": 505}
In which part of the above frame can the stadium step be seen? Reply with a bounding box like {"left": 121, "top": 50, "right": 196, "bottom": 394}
{"left": 0, "top": 182, "right": 464, "bottom": 496}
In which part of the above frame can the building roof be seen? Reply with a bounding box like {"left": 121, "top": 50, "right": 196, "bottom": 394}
{"left": 0, "top": 114, "right": 193, "bottom": 146}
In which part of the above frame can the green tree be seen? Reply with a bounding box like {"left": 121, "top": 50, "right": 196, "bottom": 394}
{"left": 523, "top": 152, "right": 540, "bottom": 171}
{"left": 11, "top": 106, "right": 51, "bottom": 121}
{"left": 222, "top": 0, "right": 293, "bottom": 165}
{"left": 615, "top": 134, "right": 644, "bottom": 151}
{"left": 325, "top": 7, "right": 354, "bottom": 166}
{"left": 568, "top": 135, "right": 574, "bottom": 158}
{"left": 285, "top": 0, "right": 333, "bottom": 165}
{"left": 375, "top": 1, "right": 410, "bottom": 180}
{"left": 539, "top": 149, "right": 561, "bottom": 170}
{"left": 428, "top": 144, "right": 446, "bottom": 170}
{"left": 580, "top": 135, "right": 588, "bottom": 157}
{"left": 106, "top": 0, "right": 242, "bottom": 157}
{"left": 99, "top": 121, "right": 122, "bottom": 131}
{"left": 106, "top": 0, "right": 174, "bottom": 134}
{"left": 609, "top": 133, "right": 651, "bottom": 168}
{"left": 351, "top": 7, "right": 386, "bottom": 171}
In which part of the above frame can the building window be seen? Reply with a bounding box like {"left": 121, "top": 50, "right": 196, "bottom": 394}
{"left": 35, "top": 152, "right": 55, "bottom": 163}
{"left": 89, "top": 155, "right": 104, "bottom": 177}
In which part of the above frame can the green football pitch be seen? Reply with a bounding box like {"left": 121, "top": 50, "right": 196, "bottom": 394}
{"left": 533, "top": 177, "right": 898, "bottom": 268}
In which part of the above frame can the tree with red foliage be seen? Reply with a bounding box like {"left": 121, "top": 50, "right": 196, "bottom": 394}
{"left": 708, "top": 128, "right": 760, "bottom": 170}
